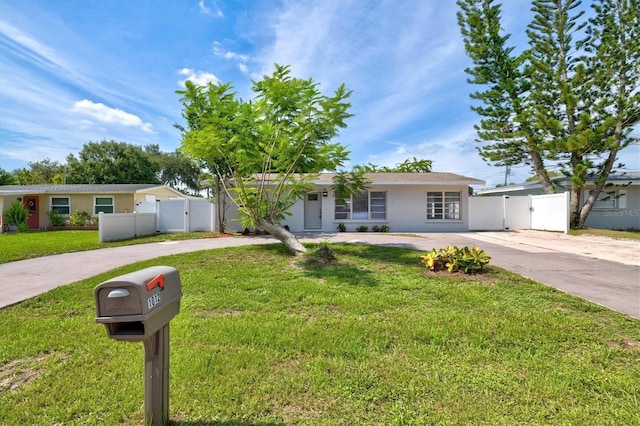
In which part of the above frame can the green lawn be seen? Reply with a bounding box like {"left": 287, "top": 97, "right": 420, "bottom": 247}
{"left": 0, "top": 231, "right": 221, "bottom": 264}
{"left": 1, "top": 243, "right": 638, "bottom": 425}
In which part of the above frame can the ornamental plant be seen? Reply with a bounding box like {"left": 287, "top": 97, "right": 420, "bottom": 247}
{"left": 421, "top": 245, "right": 491, "bottom": 274}
{"left": 3, "top": 202, "right": 28, "bottom": 231}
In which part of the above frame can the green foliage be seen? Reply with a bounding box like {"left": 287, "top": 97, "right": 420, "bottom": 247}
{"left": 457, "top": 0, "right": 640, "bottom": 228}
{"left": 380, "top": 225, "right": 390, "bottom": 232}
{"left": 312, "top": 240, "right": 337, "bottom": 263}
{"left": 13, "top": 158, "right": 64, "bottom": 185}
{"left": 66, "top": 140, "right": 161, "bottom": 184}
{"left": 177, "top": 64, "right": 355, "bottom": 254}
{"left": 356, "top": 157, "right": 433, "bottom": 173}
{"left": 68, "top": 210, "right": 92, "bottom": 226}
{"left": 3, "top": 202, "right": 28, "bottom": 228}
{"left": 0, "top": 168, "right": 18, "bottom": 185}
{"left": 421, "top": 245, "right": 491, "bottom": 274}
{"left": 47, "top": 210, "right": 66, "bottom": 227}
{"left": 337, "top": 223, "right": 346, "bottom": 232}
{"left": 331, "top": 168, "right": 371, "bottom": 204}
{"left": 356, "top": 225, "right": 368, "bottom": 232}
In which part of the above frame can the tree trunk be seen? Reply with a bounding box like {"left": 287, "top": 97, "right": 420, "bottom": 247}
{"left": 530, "top": 150, "right": 555, "bottom": 194}
{"left": 258, "top": 219, "right": 307, "bottom": 255}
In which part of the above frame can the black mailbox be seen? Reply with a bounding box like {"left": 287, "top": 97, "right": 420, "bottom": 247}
{"left": 95, "top": 266, "right": 182, "bottom": 341}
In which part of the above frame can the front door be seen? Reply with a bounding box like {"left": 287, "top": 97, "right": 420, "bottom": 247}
{"left": 24, "top": 196, "right": 39, "bottom": 230}
{"left": 303, "top": 193, "right": 322, "bottom": 229}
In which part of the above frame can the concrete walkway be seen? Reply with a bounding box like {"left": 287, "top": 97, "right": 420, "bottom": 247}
{"left": 1, "top": 231, "right": 638, "bottom": 318}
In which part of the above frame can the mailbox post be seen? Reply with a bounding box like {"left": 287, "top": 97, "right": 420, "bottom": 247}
{"left": 95, "top": 266, "right": 182, "bottom": 426}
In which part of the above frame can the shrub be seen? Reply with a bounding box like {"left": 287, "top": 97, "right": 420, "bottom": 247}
{"left": 421, "top": 246, "right": 491, "bottom": 274}
{"left": 69, "top": 210, "right": 92, "bottom": 226}
{"left": 380, "top": 225, "right": 390, "bottom": 233}
{"left": 372, "top": 225, "right": 380, "bottom": 232}
{"left": 48, "top": 210, "right": 66, "bottom": 227}
{"left": 3, "top": 202, "right": 28, "bottom": 229}
{"left": 356, "top": 225, "right": 368, "bottom": 232}
{"left": 337, "top": 223, "right": 346, "bottom": 232}
{"left": 314, "top": 240, "right": 336, "bottom": 263}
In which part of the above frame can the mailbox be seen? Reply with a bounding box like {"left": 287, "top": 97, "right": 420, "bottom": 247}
{"left": 95, "top": 266, "right": 182, "bottom": 341}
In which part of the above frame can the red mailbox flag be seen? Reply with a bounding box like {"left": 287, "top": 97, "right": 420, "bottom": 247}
{"left": 146, "top": 274, "right": 165, "bottom": 292}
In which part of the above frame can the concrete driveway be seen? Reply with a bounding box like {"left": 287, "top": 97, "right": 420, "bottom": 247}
{"left": 1, "top": 231, "right": 638, "bottom": 318}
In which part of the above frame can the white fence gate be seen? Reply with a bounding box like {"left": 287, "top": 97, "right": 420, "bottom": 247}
{"left": 157, "top": 199, "right": 215, "bottom": 233}
{"left": 99, "top": 198, "right": 215, "bottom": 242}
{"left": 469, "top": 192, "right": 569, "bottom": 233}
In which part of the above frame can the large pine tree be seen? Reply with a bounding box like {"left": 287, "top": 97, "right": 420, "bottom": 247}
{"left": 457, "top": 0, "right": 639, "bottom": 228}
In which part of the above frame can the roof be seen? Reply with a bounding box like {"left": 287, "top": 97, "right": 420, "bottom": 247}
{"left": 0, "top": 184, "right": 163, "bottom": 196}
{"left": 260, "top": 172, "right": 484, "bottom": 185}
{"left": 477, "top": 171, "right": 640, "bottom": 195}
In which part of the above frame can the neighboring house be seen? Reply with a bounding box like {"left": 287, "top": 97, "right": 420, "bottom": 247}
{"left": 476, "top": 172, "right": 640, "bottom": 230}
{"left": 0, "top": 184, "right": 192, "bottom": 231}
{"left": 223, "top": 172, "right": 485, "bottom": 233}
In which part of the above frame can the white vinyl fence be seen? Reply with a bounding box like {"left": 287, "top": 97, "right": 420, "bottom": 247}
{"left": 99, "top": 199, "right": 215, "bottom": 242}
{"left": 469, "top": 192, "right": 570, "bottom": 233}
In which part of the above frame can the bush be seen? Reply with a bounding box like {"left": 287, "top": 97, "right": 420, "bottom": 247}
{"left": 69, "top": 210, "right": 92, "bottom": 226}
{"left": 337, "top": 223, "right": 346, "bottom": 232}
{"left": 380, "top": 225, "right": 390, "bottom": 233}
{"left": 48, "top": 210, "right": 66, "bottom": 227}
{"left": 3, "top": 202, "right": 28, "bottom": 229}
{"left": 421, "top": 246, "right": 491, "bottom": 274}
{"left": 314, "top": 240, "right": 336, "bottom": 263}
{"left": 356, "top": 225, "right": 368, "bottom": 232}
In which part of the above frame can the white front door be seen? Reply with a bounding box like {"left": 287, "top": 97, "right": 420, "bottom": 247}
{"left": 304, "top": 193, "right": 322, "bottom": 229}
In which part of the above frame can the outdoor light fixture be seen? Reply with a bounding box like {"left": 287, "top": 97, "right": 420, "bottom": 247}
{"left": 322, "top": 190, "right": 328, "bottom": 197}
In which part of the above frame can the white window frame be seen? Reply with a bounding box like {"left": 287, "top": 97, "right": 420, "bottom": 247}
{"left": 50, "top": 196, "right": 70, "bottom": 215}
{"left": 94, "top": 196, "right": 114, "bottom": 214}
{"left": 427, "top": 191, "right": 461, "bottom": 220}
{"left": 334, "top": 191, "right": 387, "bottom": 221}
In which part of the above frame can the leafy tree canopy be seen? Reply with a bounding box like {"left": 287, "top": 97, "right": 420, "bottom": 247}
{"left": 177, "top": 64, "right": 354, "bottom": 254}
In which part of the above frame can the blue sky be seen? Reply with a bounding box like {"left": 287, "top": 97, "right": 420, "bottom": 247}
{"left": 1, "top": 0, "right": 638, "bottom": 188}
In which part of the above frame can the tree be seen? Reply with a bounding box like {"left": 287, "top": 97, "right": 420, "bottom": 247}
{"left": 145, "top": 145, "right": 201, "bottom": 194}
{"left": 178, "top": 64, "right": 353, "bottom": 254}
{"left": 0, "top": 168, "right": 18, "bottom": 185}
{"left": 457, "top": 0, "right": 639, "bottom": 228}
{"left": 13, "top": 159, "right": 64, "bottom": 185}
{"left": 356, "top": 157, "right": 433, "bottom": 173}
{"left": 66, "top": 140, "right": 160, "bottom": 184}
{"left": 176, "top": 81, "right": 240, "bottom": 232}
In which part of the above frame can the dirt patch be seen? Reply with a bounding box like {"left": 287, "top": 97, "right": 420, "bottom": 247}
{"left": 0, "top": 352, "right": 68, "bottom": 396}
{"left": 605, "top": 335, "right": 640, "bottom": 351}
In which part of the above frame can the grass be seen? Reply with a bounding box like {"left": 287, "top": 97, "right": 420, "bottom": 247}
{"left": 1, "top": 243, "right": 638, "bottom": 425}
{"left": 0, "top": 231, "right": 224, "bottom": 264}
{"left": 569, "top": 227, "right": 640, "bottom": 241}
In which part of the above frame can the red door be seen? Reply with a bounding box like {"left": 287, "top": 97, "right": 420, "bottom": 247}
{"left": 24, "top": 196, "right": 39, "bottom": 230}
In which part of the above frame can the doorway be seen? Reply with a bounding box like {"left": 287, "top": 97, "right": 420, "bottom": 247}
{"left": 303, "top": 193, "right": 322, "bottom": 229}
{"left": 23, "top": 196, "right": 39, "bottom": 230}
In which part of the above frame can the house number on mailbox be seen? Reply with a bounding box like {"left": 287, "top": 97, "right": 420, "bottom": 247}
{"left": 148, "top": 293, "right": 161, "bottom": 310}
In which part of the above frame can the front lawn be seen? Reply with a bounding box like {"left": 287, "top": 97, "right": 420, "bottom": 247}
{"left": 0, "top": 231, "right": 221, "bottom": 264}
{"left": 1, "top": 243, "right": 638, "bottom": 424}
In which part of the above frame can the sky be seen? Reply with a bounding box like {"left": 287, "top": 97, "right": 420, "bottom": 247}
{"left": 1, "top": 0, "right": 638, "bottom": 188}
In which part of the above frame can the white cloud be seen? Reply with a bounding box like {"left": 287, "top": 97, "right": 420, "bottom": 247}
{"left": 177, "top": 68, "right": 220, "bottom": 86}
{"left": 238, "top": 63, "right": 248, "bottom": 74}
{"left": 71, "top": 99, "right": 153, "bottom": 133}
{"left": 198, "top": 0, "right": 223, "bottom": 18}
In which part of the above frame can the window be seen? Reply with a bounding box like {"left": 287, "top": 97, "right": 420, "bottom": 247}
{"left": 592, "top": 191, "right": 617, "bottom": 209}
{"left": 334, "top": 191, "right": 387, "bottom": 220}
{"left": 94, "top": 196, "right": 114, "bottom": 214}
{"left": 51, "top": 197, "right": 70, "bottom": 215}
{"left": 427, "top": 191, "right": 461, "bottom": 220}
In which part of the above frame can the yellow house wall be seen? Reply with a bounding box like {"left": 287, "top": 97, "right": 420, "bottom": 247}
{"left": 39, "top": 193, "right": 135, "bottom": 226}
{"left": 134, "top": 186, "right": 186, "bottom": 203}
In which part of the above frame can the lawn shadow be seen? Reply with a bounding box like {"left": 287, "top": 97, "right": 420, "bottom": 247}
{"left": 170, "top": 421, "right": 284, "bottom": 426}
{"left": 298, "top": 242, "right": 425, "bottom": 287}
